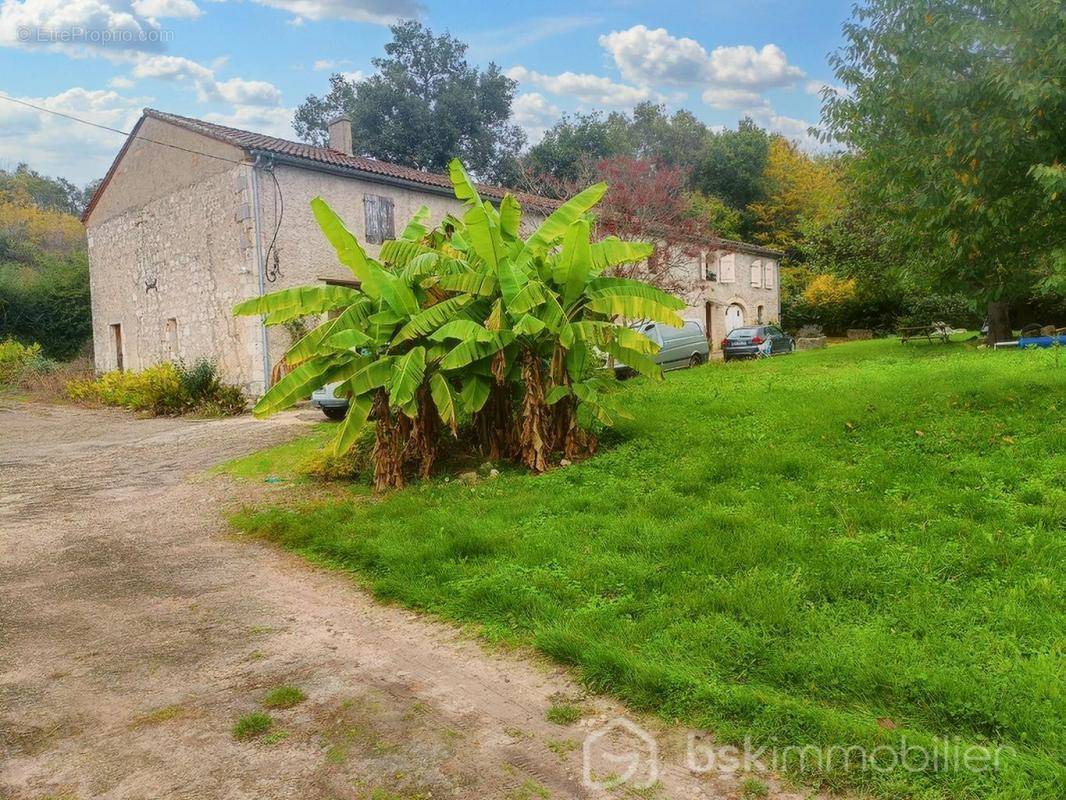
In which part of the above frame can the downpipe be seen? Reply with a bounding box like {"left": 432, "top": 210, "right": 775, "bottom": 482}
{"left": 249, "top": 156, "right": 271, "bottom": 394}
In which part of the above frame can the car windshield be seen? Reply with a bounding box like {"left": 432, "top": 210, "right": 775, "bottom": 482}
{"left": 727, "top": 327, "right": 760, "bottom": 340}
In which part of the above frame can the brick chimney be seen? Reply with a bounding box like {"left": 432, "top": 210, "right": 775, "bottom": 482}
{"left": 327, "top": 115, "right": 353, "bottom": 156}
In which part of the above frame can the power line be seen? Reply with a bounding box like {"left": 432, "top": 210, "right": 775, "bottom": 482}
{"left": 0, "top": 93, "right": 248, "bottom": 167}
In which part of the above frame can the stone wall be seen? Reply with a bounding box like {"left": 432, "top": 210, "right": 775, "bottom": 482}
{"left": 86, "top": 162, "right": 263, "bottom": 391}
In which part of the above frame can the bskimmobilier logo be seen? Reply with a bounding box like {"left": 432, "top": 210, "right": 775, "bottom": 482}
{"left": 582, "top": 717, "right": 659, "bottom": 791}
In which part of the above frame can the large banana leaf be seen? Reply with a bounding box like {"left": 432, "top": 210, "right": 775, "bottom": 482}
{"left": 346, "top": 357, "right": 395, "bottom": 396}
{"left": 437, "top": 272, "right": 498, "bottom": 296}
{"left": 585, "top": 276, "right": 686, "bottom": 310}
{"left": 393, "top": 295, "right": 473, "bottom": 344}
{"left": 464, "top": 203, "right": 505, "bottom": 269}
{"left": 522, "top": 182, "right": 607, "bottom": 257}
{"left": 440, "top": 333, "right": 514, "bottom": 370}
{"left": 310, "top": 199, "right": 382, "bottom": 294}
{"left": 399, "top": 205, "right": 431, "bottom": 240}
{"left": 448, "top": 159, "right": 482, "bottom": 206}
{"left": 429, "top": 372, "right": 458, "bottom": 431}
{"left": 283, "top": 298, "right": 372, "bottom": 366}
{"left": 460, "top": 374, "right": 490, "bottom": 413}
{"left": 332, "top": 394, "right": 373, "bottom": 456}
{"left": 324, "top": 328, "right": 373, "bottom": 351}
{"left": 586, "top": 295, "right": 684, "bottom": 328}
{"left": 591, "top": 237, "right": 655, "bottom": 271}
{"left": 429, "top": 319, "right": 496, "bottom": 343}
{"left": 559, "top": 219, "right": 592, "bottom": 307}
{"left": 499, "top": 195, "right": 522, "bottom": 241}
{"left": 381, "top": 239, "right": 434, "bottom": 268}
{"left": 233, "top": 284, "right": 360, "bottom": 319}
{"left": 389, "top": 346, "right": 426, "bottom": 410}
{"left": 509, "top": 280, "right": 547, "bottom": 315}
{"left": 603, "top": 341, "right": 663, "bottom": 381}
{"left": 379, "top": 272, "right": 420, "bottom": 318}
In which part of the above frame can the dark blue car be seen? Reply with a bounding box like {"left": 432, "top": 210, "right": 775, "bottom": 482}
{"left": 721, "top": 325, "right": 795, "bottom": 361}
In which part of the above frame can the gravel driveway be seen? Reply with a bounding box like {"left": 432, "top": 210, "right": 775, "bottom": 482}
{"left": 0, "top": 400, "right": 798, "bottom": 800}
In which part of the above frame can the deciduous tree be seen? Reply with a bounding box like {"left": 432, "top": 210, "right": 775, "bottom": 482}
{"left": 294, "top": 22, "right": 525, "bottom": 184}
{"left": 824, "top": 0, "right": 1066, "bottom": 343}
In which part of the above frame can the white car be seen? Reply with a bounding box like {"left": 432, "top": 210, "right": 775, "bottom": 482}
{"left": 310, "top": 382, "right": 348, "bottom": 420}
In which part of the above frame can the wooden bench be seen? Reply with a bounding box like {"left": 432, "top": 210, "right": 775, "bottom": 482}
{"left": 899, "top": 325, "right": 950, "bottom": 344}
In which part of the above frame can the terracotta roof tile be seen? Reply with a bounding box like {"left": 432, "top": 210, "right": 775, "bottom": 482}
{"left": 143, "top": 109, "right": 560, "bottom": 213}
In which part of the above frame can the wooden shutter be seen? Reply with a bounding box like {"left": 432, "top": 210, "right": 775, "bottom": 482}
{"left": 763, "top": 260, "right": 775, "bottom": 288}
{"left": 750, "top": 259, "right": 762, "bottom": 288}
{"left": 719, "top": 253, "right": 736, "bottom": 283}
{"left": 363, "top": 194, "right": 395, "bottom": 244}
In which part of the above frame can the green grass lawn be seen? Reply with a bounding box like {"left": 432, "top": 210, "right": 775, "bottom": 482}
{"left": 229, "top": 339, "right": 1065, "bottom": 799}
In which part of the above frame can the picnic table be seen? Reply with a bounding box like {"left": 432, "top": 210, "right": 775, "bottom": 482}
{"left": 899, "top": 324, "right": 951, "bottom": 344}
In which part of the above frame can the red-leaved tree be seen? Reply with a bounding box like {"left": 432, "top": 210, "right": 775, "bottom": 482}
{"left": 523, "top": 156, "right": 708, "bottom": 300}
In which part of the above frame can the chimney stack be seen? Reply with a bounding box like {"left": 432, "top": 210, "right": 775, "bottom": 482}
{"left": 327, "top": 115, "right": 353, "bottom": 156}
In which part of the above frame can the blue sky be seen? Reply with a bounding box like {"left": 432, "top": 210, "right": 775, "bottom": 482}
{"left": 0, "top": 0, "right": 853, "bottom": 184}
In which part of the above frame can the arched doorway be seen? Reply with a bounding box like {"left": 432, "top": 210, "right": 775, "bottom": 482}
{"left": 725, "top": 303, "right": 744, "bottom": 333}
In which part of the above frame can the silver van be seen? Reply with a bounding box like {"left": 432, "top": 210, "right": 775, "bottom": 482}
{"left": 617, "top": 320, "right": 709, "bottom": 377}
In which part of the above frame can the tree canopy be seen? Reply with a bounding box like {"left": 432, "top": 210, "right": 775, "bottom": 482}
{"left": 823, "top": 0, "right": 1066, "bottom": 341}
{"left": 294, "top": 21, "right": 525, "bottom": 184}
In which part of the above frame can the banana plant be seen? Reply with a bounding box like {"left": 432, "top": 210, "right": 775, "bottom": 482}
{"left": 234, "top": 158, "right": 686, "bottom": 488}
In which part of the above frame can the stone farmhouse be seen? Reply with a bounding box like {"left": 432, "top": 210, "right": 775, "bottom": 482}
{"left": 83, "top": 109, "right": 783, "bottom": 396}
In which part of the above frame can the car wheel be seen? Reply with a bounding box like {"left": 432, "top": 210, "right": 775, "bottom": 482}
{"left": 688, "top": 352, "right": 705, "bottom": 368}
{"left": 322, "top": 405, "right": 347, "bottom": 421}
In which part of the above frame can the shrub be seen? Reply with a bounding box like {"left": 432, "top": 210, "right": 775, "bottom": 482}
{"left": 66, "top": 359, "right": 245, "bottom": 416}
{"left": 0, "top": 338, "right": 42, "bottom": 384}
{"left": 298, "top": 428, "right": 375, "bottom": 481}
{"left": 897, "top": 292, "right": 981, "bottom": 330}
{"left": 0, "top": 254, "right": 91, "bottom": 360}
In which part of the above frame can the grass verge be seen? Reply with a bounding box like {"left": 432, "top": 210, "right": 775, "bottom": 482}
{"left": 232, "top": 339, "right": 1065, "bottom": 798}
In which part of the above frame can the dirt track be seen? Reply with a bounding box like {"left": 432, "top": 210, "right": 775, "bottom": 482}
{"left": 0, "top": 401, "right": 805, "bottom": 800}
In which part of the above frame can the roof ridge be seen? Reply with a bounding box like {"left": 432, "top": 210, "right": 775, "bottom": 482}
{"left": 142, "top": 108, "right": 559, "bottom": 210}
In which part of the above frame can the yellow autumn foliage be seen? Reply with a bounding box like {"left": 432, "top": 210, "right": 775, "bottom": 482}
{"left": 0, "top": 200, "right": 85, "bottom": 255}
{"left": 802, "top": 273, "right": 857, "bottom": 306}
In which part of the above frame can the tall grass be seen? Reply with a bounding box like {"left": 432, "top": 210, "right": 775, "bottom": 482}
{"left": 232, "top": 340, "right": 1065, "bottom": 798}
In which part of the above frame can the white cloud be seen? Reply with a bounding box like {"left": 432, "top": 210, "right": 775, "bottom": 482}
{"left": 313, "top": 58, "right": 347, "bottom": 71}
{"left": 599, "top": 25, "right": 710, "bottom": 86}
{"left": 249, "top": 0, "right": 422, "bottom": 24}
{"left": 0, "top": 0, "right": 196, "bottom": 56}
{"left": 0, "top": 87, "right": 144, "bottom": 183}
{"left": 202, "top": 105, "right": 295, "bottom": 139}
{"left": 215, "top": 77, "right": 282, "bottom": 106}
{"left": 131, "top": 0, "right": 201, "bottom": 18}
{"left": 510, "top": 92, "right": 559, "bottom": 145}
{"left": 505, "top": 65, "right": 662, "bottom": 109}
{"left": 130, "top": 54, "right": 282, "bottom": 105}
{"left": 338, "top": 70, "right": 364, "bottom": 83}
{"left": 708, "top": 44, "right": 804, "bottom": 89}
{"left": 109, "top": 75, "right": 135, "bottom": 88}
{"left": 600, "top": 24, "right": 804, "bottom": 91}
{"left": 701, "top": 87, "right": 766, "bottom": 110}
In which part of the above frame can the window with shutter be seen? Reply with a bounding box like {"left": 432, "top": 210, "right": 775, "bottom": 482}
{"left": 763, "top": 260, "right": 775, "bottom": 288}
{"left": 719, "top": 253, "right": 736, "bottom": 283}
{"left": 363, "top": 194, "right": 395, "bottom": 244}
{"left": 750, "top": 259, "right": 762, "bottom": 287}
